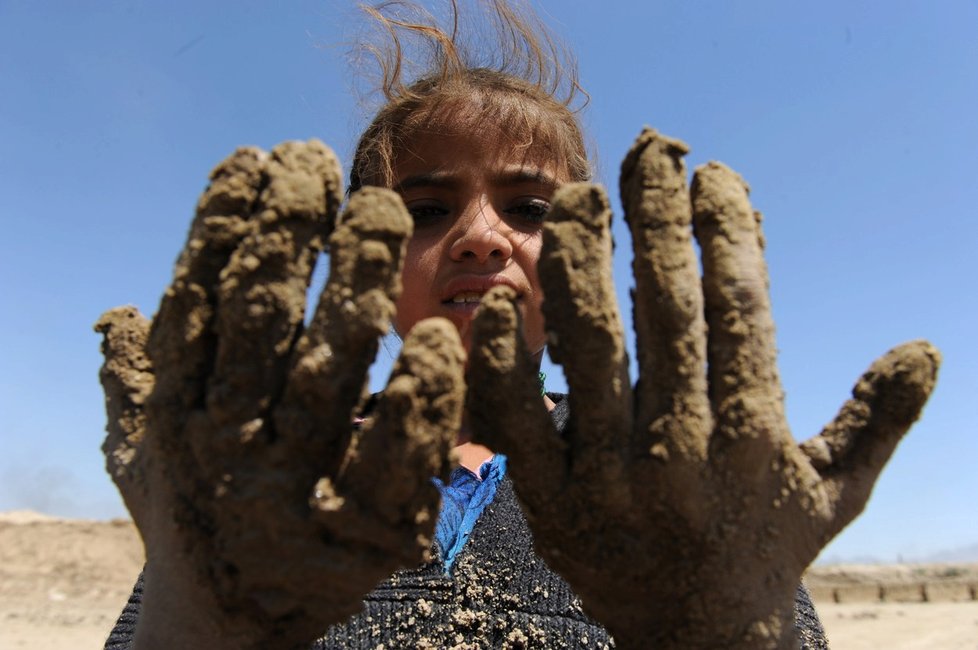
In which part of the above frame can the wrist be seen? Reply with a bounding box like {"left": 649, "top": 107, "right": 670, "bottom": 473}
{"left": 132, "top": 560, "right": 256, "bottom": 650}
{"left": 581, "top": 582, "right": 800, "bottom": 650}
{"left": 605, "top": 613, "right": 799, "bottom": 650}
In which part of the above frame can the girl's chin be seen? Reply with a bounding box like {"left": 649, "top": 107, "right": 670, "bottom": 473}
{"left": 442, "top": 304, "right": 481, "bottom": 343}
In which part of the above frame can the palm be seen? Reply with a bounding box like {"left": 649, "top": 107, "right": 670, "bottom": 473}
{"left": 466, "top": 128, "right": 939, "bottom": 649}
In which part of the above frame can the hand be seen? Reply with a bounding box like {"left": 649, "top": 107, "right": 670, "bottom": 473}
{"left": 95, "top": 141, "right": 465, "bottom": 649}
{"left": 465, "top": 128, "right": 940, "bottom": 649}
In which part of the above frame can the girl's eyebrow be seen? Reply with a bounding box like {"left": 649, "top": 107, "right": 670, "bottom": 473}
{"left": 393, "top": 171, "right": 459, "bottom": 193}
{"left": 493, "top": 167, "right": 560, "bottom": 191}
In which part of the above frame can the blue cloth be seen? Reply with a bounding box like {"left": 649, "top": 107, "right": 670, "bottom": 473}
{"left": 432, "top": 454, "right": 507, "bottom": 574}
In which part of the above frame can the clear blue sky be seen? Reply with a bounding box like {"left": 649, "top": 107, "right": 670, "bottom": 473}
{"left": 1, "top": 1, "right": 975, "bottom": 563}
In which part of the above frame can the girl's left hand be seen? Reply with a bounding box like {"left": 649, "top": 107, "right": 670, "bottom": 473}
{"left": 465, "top": 128, "right": 940, "bottom": 649}
{"left": 96, "top": 141, "right": 465, "bottom": 649}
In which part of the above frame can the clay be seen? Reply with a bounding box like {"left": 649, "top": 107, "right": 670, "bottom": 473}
{"left": 96, "top": 141, "right": 465, "bottom": 649}
{"left": 96, "top": 131, "right": 940, "bottom": 649}
{"left": 466, "top": 127, "right": 941, "bottom": 649}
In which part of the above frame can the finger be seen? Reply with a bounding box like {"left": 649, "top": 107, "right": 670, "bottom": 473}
{"left": 207, "top": 140, "right": 343, "bottom": 431}
{"left": 802, "top": 340, "right": 940, "bottom": 537}
{"left": 690, "top": 161, "right": 787, "bottom": 472}
{"left": 539, "top": 183, "right": 632, "bottom": 496}
{"left": 311, "top": 318, "right": 464, "bottom": 564}
{"left": 619, "top": 128, "right": 710, "bottom": 461}
{"left": 276, "top": 186, "right": 412, "bottom": 469}
{"left": 94, "top": 306, "right": 153, "bottom": 517}
{"left": 147, "top": 146, "right": 268, "bottom": 434}
{"left": 466, "top": 286, "right": 567, "bottom": 511}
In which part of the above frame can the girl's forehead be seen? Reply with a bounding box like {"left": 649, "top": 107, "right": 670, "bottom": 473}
{"left": 392, "top": 132, "right": 568, "bottom": 184}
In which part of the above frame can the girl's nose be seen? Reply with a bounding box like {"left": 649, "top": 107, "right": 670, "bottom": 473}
{"left": 449, "top": 199, "right": 514, "bottom": 264}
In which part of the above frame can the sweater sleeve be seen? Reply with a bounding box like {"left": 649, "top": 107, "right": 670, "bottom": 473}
{"left": 795, "top": 582, "right": 830, "bottom": 649}
{"left": 103, "top": 569, "right": 144, "bottom": 649}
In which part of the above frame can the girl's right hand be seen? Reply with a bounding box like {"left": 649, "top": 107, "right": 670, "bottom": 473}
{"left": 95, "top": 141, "right": 465, "bottom": 649}
{"left": 466, "top": 128, "right": 940, "bottom": 649}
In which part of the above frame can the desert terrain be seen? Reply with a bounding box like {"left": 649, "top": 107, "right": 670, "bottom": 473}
{"left": 1, "top": 510, "right": 975, "bottom": 649}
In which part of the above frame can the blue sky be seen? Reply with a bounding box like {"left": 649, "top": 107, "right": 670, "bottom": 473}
{"left": 1, "top": 1, "right": 975, "bottom": 563}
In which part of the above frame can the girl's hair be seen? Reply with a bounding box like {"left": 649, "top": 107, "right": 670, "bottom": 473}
{"left": 349, "top": 0, "right": 591, "bottom": 192}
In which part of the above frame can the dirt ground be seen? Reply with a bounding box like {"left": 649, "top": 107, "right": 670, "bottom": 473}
{"left": 1, "top": 510, "right": 976, "bottom": 649}
{"left": 0, "top": 511, "right": 143, "bottom": 650}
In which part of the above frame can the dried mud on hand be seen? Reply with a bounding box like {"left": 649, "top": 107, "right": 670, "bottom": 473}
{"left": 467, "top": 127, "right": 940, "bottom": 649}
{"left": 96, "top": 140, "right": 465, "bottom": 648}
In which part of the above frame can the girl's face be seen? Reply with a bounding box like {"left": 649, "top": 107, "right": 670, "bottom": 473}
{"left": 391, "top": 133, "right": 567, "bottom": 355}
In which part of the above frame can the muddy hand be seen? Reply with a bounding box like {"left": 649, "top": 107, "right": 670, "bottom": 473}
{"left": 95, "top": 141, "right": 464, "bottom": 649}
{"left": 466, "top": 128, "right": 940, "bottom": 649}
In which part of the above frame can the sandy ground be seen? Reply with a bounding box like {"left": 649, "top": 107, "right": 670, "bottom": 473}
{"left": 0, "top": 511, "right": 144, "bottom": 650}
{"left": 817, "top": 602, "right": 978, "bottom": 649}
{"left": 1, "top": 510, "right": 975, "bottom": 649}
{"left": 806, "top": 563, "right": 978, "bottom": 649}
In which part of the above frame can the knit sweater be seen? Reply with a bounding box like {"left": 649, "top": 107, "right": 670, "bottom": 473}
{"left": 105, "top": 396, "right": 829, "bottom": 649}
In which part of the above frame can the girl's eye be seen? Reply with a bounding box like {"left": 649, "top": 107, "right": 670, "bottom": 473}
{"left": 506, "top": 198, "right": 550, "bottom": 224}
{"left": 407, "top": 203, "right": 448, "bottom": 225}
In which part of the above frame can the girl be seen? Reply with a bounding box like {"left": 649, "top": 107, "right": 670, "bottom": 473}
{"left": 98, "top": 1, "right": 937, "bottom": 648}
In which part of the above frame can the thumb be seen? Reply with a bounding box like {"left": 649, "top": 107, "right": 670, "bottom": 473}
{"left": 801, "top": 340, "right": 940, "bottom": 538}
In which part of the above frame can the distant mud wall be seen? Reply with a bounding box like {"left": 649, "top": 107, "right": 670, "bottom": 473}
{"left": 806, "top": 565, "right": 978, "bottom": 604}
